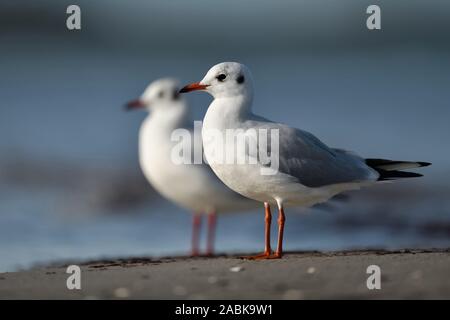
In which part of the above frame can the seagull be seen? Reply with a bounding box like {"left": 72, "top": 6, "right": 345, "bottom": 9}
{"left": 180, "top": 62, "right": 431, "bottom": 259}
{"left": 126, "top": 78, "right": 257, "bottom": 256}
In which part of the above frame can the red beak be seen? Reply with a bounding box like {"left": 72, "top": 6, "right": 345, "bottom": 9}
{"left": 179, "top": 82, "right": 209, "bottom": 93}
{"left": 125, "top": 99, "right": 145, "bottom": 111}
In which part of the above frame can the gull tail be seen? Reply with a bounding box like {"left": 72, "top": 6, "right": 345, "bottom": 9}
{"left": 365, "top": 158, "right": 431, "bottom": 181}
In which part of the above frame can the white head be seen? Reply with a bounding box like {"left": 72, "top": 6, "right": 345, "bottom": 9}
{"left": 126, "top": 78, "right": 185, "bottom": 112}
{"left": 180, "top": 62, "right": 253, "bottom": 100}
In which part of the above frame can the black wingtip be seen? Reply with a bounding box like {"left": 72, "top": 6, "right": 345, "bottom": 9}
{"left": 377, "top": 169, "right": 423, "bottom": 181}
{"left": 365, "top": 158, "right": 430, "bottom": 181}
{"left": 417, "top": 161, "right": 432, "bottom": 167}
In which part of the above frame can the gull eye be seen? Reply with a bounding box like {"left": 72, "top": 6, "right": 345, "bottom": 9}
{"left": 216, "top": 74, "right": 226, "bottom": 82}
{"left": 237, "top": 75, "right": 245, "bottom": 84}
{"left": 172, "top": 90, "right": 180, "bottom": 100}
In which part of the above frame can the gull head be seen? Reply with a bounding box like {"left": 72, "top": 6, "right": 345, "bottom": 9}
{"left": 180, "top": 62, "right": 253, "bottom": 99}
{"left": 126, "top": 78, "right": 184, "bottom": 111}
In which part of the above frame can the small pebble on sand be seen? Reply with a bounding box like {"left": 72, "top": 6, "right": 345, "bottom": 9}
{"left": 230, "top": 266, "right": 244, "bottom": 272}
{"left": 307, "top": 267, "right": 316, "bottom": 274}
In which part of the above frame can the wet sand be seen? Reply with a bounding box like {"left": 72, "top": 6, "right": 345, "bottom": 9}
{"left": 1, "top": 250, "right": 449, "bottom": 299}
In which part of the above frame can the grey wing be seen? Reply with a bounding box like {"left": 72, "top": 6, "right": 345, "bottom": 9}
{"left": 246, "top": 119, "right": 378, "bottom": 187}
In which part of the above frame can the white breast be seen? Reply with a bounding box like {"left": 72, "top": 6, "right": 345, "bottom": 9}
{"left": 139, "top": 113, "right": 256, "bottom": 213}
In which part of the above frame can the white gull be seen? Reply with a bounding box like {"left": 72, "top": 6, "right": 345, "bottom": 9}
{"left": 180, "top": 62, "right": 431, "bottom": 259}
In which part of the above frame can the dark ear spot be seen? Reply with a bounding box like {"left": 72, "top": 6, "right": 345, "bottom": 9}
{"left": 158, "top": 90, "right": 165, "bottom": 98}
{"left": 237, "top": 75, "right": 245, "bottom": 84}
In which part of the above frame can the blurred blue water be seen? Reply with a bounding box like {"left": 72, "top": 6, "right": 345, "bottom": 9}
{"left": 1, "top": 49, "right": 449, "bottom": 167}
{"left": 2, "top": 182, "right": 449, "bottom": 272}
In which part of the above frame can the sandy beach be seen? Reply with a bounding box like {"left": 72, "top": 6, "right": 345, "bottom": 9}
{"left": 1, "top": 249, "right": 449, "bottom": 299}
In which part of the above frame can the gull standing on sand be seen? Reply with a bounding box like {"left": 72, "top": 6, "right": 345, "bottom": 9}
{"left": 180, "top": 62, "right": 431, "bottom": 259}
{"left": 127, "top": 78, "right": 256, "bottom": 256}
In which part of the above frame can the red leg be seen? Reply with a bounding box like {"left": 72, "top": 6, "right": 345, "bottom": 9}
{"left": 191, "top": 213, "right": 202, "bottom": 256}
{"left": 273, "top": 205, "right": 286, "bottom": 258}
{"left": 206, "top": 212, "right": 217, "bottom": 256}
{"left": 263, "top": 202, "right": 272, "bottom": 254}
{"left": 244, "top": 202, "right": 272, "bottom": 259}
